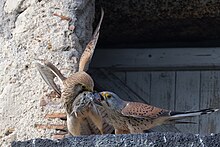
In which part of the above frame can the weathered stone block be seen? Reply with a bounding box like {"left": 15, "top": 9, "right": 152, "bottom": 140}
{"left": 12, "top": 132, "right": 220, "bottom": 147}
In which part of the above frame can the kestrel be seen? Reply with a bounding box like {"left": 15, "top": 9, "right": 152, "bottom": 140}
{"left": 35, "top": 8, "right": 115, "bottom": 136}
{"left": 93, "top": 91, "right": 219, "bottom": 134}
{"left": 36, "top": 61, "right": 94, "bottom": 135}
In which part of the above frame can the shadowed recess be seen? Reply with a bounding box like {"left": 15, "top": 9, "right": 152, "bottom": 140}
{"left": 95, "top": 0, "right": 220, "bottom": 48}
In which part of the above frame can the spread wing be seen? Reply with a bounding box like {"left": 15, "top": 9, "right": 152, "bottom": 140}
{"left": 78, "top": 8, "right": 104, "bottom": 72}
{"left": 121, "top": 102, "right": 168, "bottom": 119}
{"left": 36, "top": 62, "right": 61, "bottom": 95}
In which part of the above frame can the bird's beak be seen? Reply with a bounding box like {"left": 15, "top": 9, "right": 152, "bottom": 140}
{"left": 88, "top": 87, "right": 93, "bottom": 92}
{"left": 84, "top": 87, "right": 93, "bottom": 92}
{"left": 92, "top": 92, "right": 103, "bottom": 106}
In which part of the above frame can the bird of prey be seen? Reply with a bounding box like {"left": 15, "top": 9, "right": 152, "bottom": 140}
{"left": 36, "top": 61, "right": 94, "bottom": 135}
{"left": 36, "top": 8, "right": 114, "bottom": 136}
{"left": 93, "top": 91, "right": 219, "bottom": 134}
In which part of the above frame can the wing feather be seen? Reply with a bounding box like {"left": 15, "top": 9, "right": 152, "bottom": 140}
{"left": 121, "top": 102, "right": 168, "bottom": 119}
{"left": 36, "top": 62, "right": 61, "bottom": 95}
{"left": 78, "top": 8, "right": 104, "bottom": 72}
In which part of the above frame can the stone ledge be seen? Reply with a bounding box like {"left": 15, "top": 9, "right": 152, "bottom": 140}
{"left": 12, "top": 132, "right": 220, "bottom": 147}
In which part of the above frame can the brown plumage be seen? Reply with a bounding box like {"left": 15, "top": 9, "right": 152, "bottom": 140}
{"left": 36, "top": 9, "right": 115, "bottom": 136}
{"left": 36, "top": 61, "right": 95, "bottom": 135}
{"left": 61, "top": 71, "right": 94, "bottom": 114}
{"left": 93, "top": 91, "right": 219, "bottom": 134}
{"left": 36, "top": 61, "right": 114, "bottom": 136}
{"left": 121, "top": 102, "right": 167, "bottom": 118}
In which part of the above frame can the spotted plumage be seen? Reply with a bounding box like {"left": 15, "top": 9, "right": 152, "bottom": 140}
{"left": 93, "top": 91, "right": 219, "bottom": 134}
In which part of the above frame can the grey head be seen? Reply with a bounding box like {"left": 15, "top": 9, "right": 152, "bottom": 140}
{"left": 93, "top": 91, "right": 127, "bottom": 111}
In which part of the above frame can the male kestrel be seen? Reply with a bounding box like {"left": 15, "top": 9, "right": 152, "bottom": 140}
{"left": 93, "top": 91, "right": 219, "bottom": 134}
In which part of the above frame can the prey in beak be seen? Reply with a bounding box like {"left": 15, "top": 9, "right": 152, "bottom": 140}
{"left": 92, "top": 92, "right": 103, "bottom": 106}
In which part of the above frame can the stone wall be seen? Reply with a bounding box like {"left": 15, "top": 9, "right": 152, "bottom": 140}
{"left": 0, "top": 0, "right": 95, "bottom": 146}
{"left": 12, "top": 132, "right": 220, "bottom": 147}
{"left": 1, "top": 0, "right": 220, "bottom": 146}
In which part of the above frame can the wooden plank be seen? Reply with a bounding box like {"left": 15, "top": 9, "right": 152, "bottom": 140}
{"left": 150, "top": 71, "right": 177, "bottom": 132}
{"left": 175, "top": 71, "right": 200, "bottom": 134}
{"left": 91, "top": 48, "right": 220, "bottom": 71}
{"left": 89, "top": 69, "right": 146, "bottom": 102}
{"left": 200, "top": 71, "right": 220, "bottom": 134}
{"left": 126, "top": 72, "right": 151, "bottom": 103}
{"left": 114, "top": 72, "right": 126, "bottom": 82}
{"left": 150, "top": 72, "right": 175, "bottom": 110}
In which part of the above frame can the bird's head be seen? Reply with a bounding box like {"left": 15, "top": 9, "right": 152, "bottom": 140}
{"left": 67, "top": 72, "right": 94, "bottom": 95}
{"left": 93, "top": 91, "right": 126, "bottom": 110}
{"left": 74, "top": 83, "right": 93, "bottom": 94}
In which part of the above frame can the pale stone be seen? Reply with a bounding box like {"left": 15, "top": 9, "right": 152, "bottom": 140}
{"left": 4, "top": 0, "right": 23, "bottom": 13}
{"left": 0, "top": 0, "right": 95, "bottom": 146}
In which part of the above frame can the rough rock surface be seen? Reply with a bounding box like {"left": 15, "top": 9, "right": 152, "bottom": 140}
{"left": 12, "top": 132, "right": 220, "bottom": 147}
{"left": 0, "top": 0, "right": 95, "bottom": 146}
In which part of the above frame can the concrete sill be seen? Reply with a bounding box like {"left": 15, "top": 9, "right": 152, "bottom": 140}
{"left": 12, "top": 132, "right": 220, "bottom": 147}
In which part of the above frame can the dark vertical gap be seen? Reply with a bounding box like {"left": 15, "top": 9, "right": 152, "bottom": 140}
{"left": 125, "top": 71, "right": 128, "bottom": 100}
{"left": 149, "top": 72, "right": 152, "bottom": 104}
{"left": 174, "top": 71, "right": 177, "bottom": 131}
{"left": 125, "top": 71, "right": 127, "bottom": 85}
{"left": 174, "top": 71, "right": 177, "bottom": 111}
{"left": 171, "top": 72, "right": 175, "bottom": 110}
{"left": 198, "top": 70, "right": 202, "bottom": 134}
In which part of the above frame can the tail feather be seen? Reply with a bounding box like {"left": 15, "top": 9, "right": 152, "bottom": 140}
{"left": 170, "top": 108, "right": 219, "bottom": 119}
{"left": 165, "top": 120, "right": 197, "bottom": 124}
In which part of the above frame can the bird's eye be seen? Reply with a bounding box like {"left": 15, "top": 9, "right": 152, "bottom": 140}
{"left": 106, "top": 94, "right": 112, "bottom": 99}
{"left": 82, "top": 85, "right": 86, "bottom": 89}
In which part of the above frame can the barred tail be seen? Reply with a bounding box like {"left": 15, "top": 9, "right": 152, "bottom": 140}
{"left": 169, "top": 108, "right": 218, "bottom": 119}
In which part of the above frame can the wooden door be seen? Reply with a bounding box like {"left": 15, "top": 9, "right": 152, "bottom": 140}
{"left": 89, "top": 48, "right": 220, "bottom": 134}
